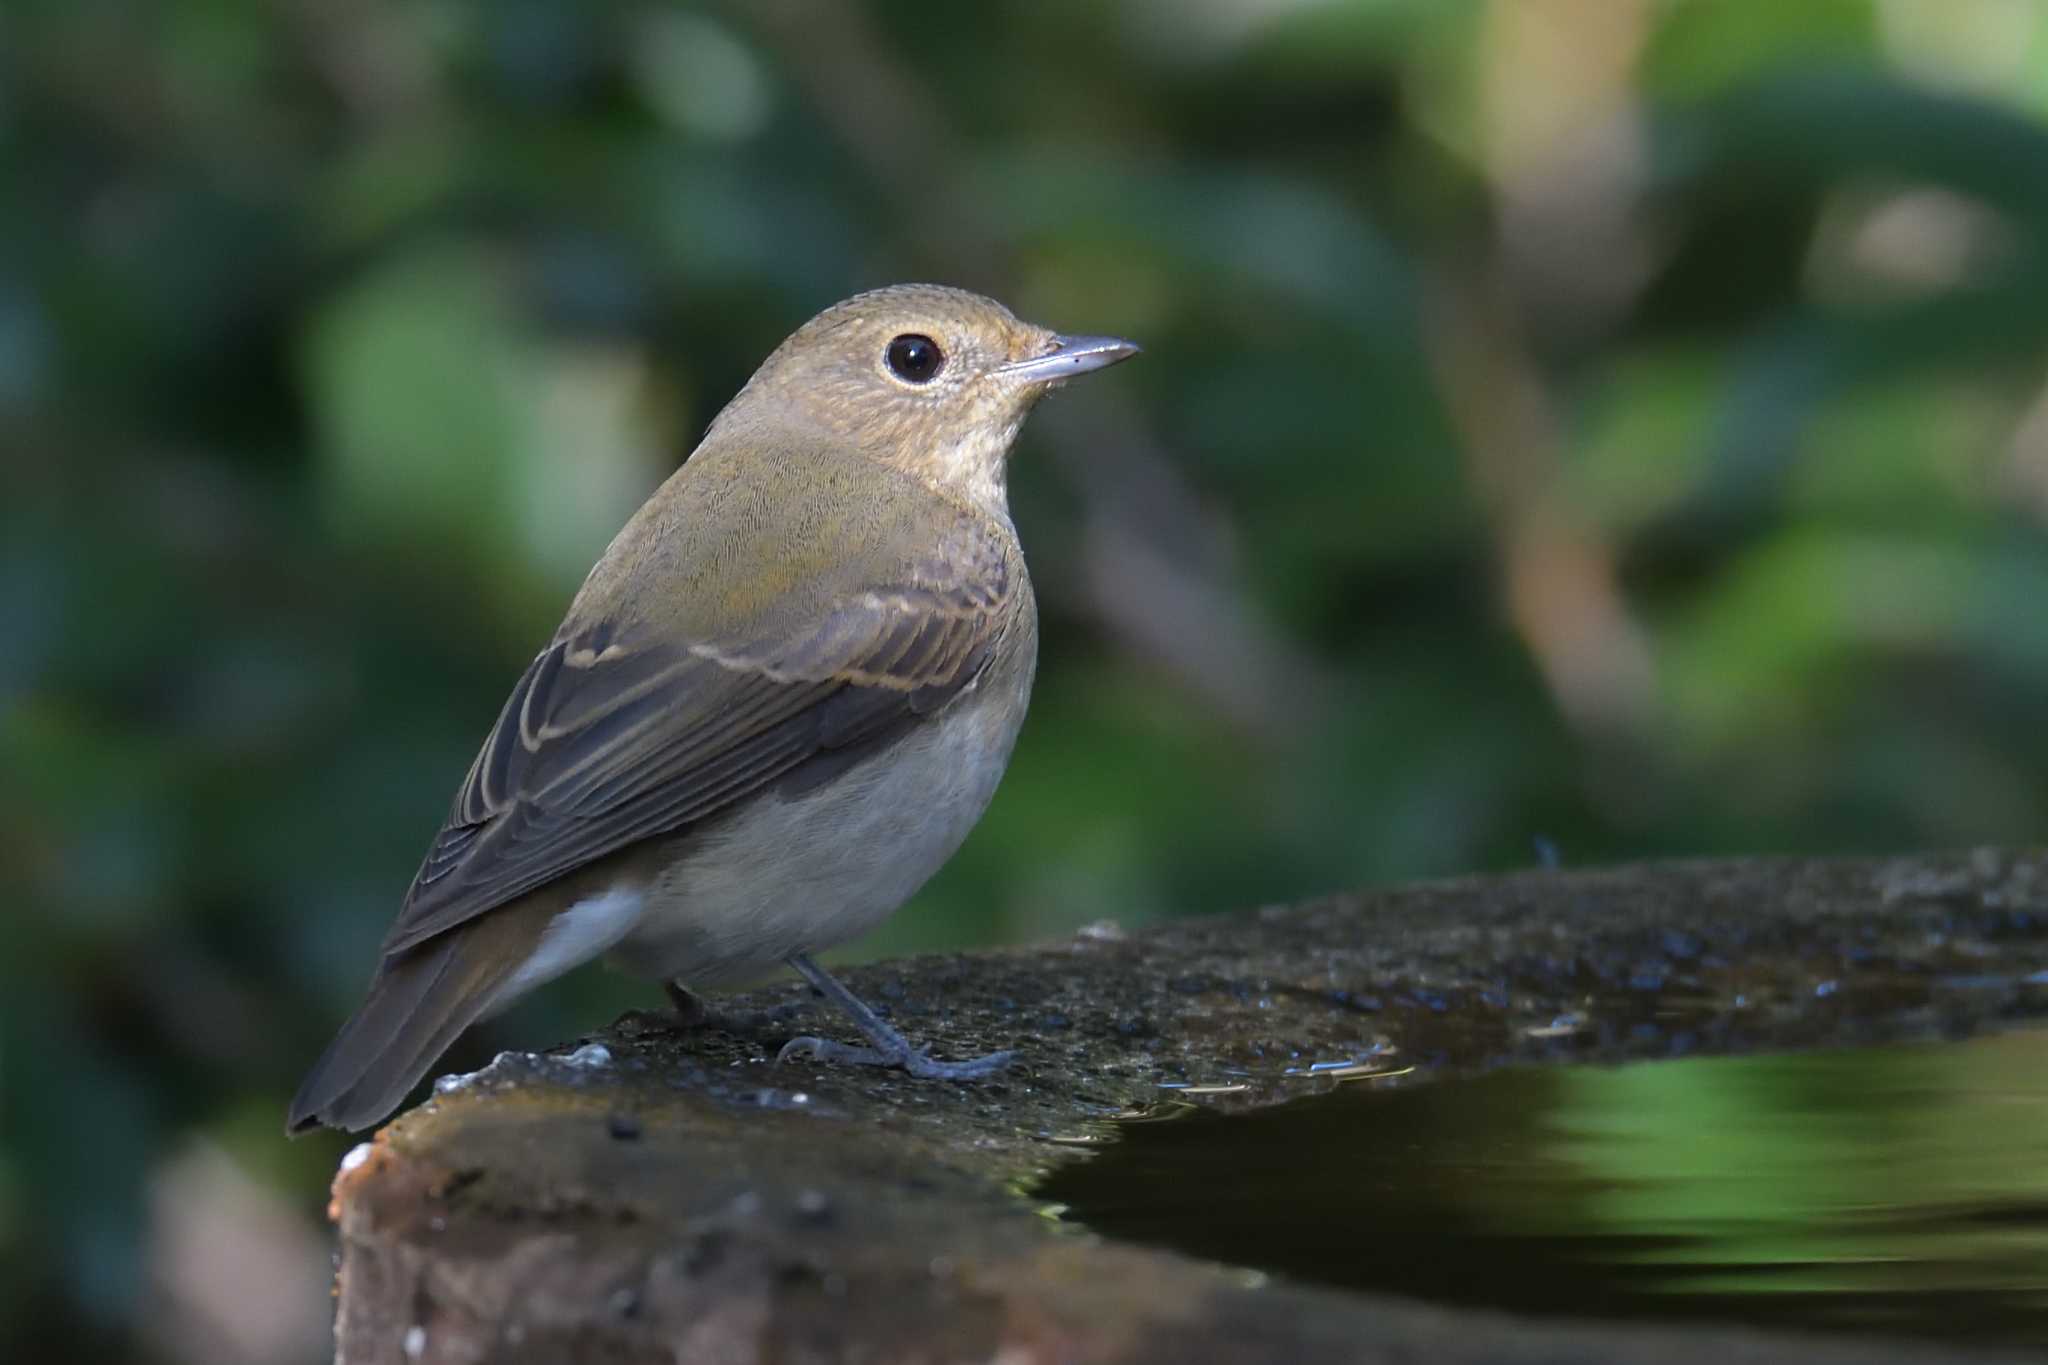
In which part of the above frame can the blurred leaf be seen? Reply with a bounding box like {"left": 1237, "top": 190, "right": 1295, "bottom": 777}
{"left": 1569, "top": 346, "right": 1723, "bottom": 532}
{"left": 1645, "top": 0, "right": 1879, "bottom": 101}
{"left": 1662, "top": 529, "right": 2048, "bottom": 749}
{"left": 303, "top": 240, "right": 668, "bottom": 617}
{"left": 304, "top": 241, "right": 535, "bottom": 564}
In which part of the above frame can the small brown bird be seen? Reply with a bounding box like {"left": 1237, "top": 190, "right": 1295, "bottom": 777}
{"left": 290, "top": 284, "right": 1138, "bottom": 1132}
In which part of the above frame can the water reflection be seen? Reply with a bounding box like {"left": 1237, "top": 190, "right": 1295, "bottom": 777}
{"left": 1035, "top": 1031, "right": 2048, "bottom": 1348}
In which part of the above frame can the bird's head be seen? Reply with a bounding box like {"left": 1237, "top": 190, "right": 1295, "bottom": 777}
{"left": 713, "top": 283, "right": 1139, "bottom": 509}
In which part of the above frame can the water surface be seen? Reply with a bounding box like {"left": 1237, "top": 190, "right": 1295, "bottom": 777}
{"left": 1036, "top": 1030, "right": 2048, "bottom": 1349}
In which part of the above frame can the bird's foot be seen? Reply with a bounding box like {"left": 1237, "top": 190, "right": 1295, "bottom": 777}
{"left": 664, "top": 981, "right": 804, "bottom": 1036}
{"left": 776, "top": 1034, "right": 1014, "bottom": 1080}
{"left": 774, "top": 951, "right": 1014, "bottom": 1081}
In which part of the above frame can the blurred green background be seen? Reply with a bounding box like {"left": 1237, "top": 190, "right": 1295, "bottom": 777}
{"left": 9, "top": 0, "right": 2048, "bottom": 1359}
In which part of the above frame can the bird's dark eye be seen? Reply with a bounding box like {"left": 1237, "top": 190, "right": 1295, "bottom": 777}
{"left": 885, "top": 333, "right": 944, "bottom": 383}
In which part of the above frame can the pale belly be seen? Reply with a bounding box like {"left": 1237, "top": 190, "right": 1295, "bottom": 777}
{"left": 603, "top": 673, "right": 1029, "bottom": 987}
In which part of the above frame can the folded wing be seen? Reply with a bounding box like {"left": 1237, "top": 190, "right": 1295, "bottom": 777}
{"left": 379, "top": 514, "right": 1015, "bottom": 958}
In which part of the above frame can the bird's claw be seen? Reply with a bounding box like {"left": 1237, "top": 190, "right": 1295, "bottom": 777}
{"left": 775, "top": 1035, "right": 1014, "bottom": 1081}
{"left": 905, "top": 1047, "right": 1014, "bottom": 1080}
{"left": 776, "top": 1036, "right": 889, "bottom": 1068}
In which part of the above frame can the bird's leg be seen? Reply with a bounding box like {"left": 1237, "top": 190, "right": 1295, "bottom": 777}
{"left": 775, "top": 953, "right": 1013, "bottom": 1081}
{"left": 664, "top": 980, "right": 710, "bottom": 1023}
{"left": 663, "top": 979, "right": 804, "bottom": 1036}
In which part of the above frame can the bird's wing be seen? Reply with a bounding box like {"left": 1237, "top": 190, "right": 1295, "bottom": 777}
{"left": 378, "top": 500, "right": 1017, "bottom": 958}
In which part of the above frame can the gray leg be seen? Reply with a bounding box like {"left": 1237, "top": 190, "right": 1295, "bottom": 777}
{"left": 775, "top": 953, "right": 1013, "bottom": 1081}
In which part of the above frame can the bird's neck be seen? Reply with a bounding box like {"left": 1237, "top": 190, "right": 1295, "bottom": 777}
{"left": 708, "top": 404, "right": 1021, "bottom": 528}
{"left": 905, "top": 412, "right": 1024, "bottom": 524}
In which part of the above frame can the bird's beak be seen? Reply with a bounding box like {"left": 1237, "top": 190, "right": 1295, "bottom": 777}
{"left": 1000, "top": 334, "right": 1142, "bottom": 385}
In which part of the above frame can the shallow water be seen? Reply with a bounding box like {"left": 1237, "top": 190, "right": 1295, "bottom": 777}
{"left": 1035, "top": 1029, "right": 2048, "bottom": 1349}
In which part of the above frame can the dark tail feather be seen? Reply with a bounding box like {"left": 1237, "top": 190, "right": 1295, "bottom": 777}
{"left": 287, "top": 910, "right": 540, "bottom": 1134}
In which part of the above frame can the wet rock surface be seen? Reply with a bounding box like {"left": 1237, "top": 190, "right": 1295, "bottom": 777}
{"left": 332, "top": 852, "right": 2048, "bottom": 1363}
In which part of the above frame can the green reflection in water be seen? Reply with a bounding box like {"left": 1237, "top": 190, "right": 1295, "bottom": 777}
{"left": 1035, "top": 1031, "right": 2048, "bottom": 1347}
{"left": 1556, "top": 1034, "right": 2048, "bottom": 1304}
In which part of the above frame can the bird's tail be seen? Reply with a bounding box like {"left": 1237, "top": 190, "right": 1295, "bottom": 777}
{"left": 287, "top": 904, "right": 547, "bottom": 1135}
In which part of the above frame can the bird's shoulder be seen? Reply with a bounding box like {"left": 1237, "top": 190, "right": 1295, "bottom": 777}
{"left": 577, "top": 432, "right": 1024, "bottom": 655}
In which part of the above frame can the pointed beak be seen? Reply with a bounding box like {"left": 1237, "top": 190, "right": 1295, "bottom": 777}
{"left": 1000, "top": 334, "right": 1142, "bottom": 385}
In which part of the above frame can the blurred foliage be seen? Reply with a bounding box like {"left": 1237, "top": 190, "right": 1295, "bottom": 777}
{"left": 7, "top": 1, "right": 2048, "bottom": 1359}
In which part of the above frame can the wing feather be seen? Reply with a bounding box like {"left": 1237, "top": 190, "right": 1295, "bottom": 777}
{"left": 378, "top": 520, "right": 1016, "bottom": 958}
